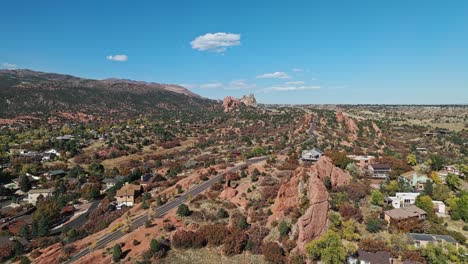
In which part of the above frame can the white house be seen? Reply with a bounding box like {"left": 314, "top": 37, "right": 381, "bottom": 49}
{"left": 301, "top": 148, "right": 323, "bottom": 162}
{"left": 25, "top": 188, "right": 55, "bottom": 205}
{"left": 386, "top": 192, "right": 420, "bottom": 208}
{"left": 432, "top": 201, "right": 447, "bottom": 217}
{"left": 45, "top": 149, "right": 61, "bottom": 157}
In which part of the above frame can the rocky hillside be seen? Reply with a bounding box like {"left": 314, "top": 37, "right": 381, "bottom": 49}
{"left": 0, "top": 69, "right": 219, "bottom": 122}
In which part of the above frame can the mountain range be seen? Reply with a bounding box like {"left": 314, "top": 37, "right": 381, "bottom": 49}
{"left": 0, "top": 69, "right": 219, "bottom": 123}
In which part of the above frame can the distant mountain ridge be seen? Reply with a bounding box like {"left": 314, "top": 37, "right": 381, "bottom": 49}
{"left": 0, "top": 69, "right": 218, "bottom": 123}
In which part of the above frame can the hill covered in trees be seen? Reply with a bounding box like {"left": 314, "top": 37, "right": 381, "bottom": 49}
{"left": 0, "top": 70, "right": 220, "bottom": 123}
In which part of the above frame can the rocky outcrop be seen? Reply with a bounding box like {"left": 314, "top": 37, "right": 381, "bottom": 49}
{"left": 372, "top": 122, "right": 382, "bottom": 137}
{"left": 336, "top": 111, "right": 358, "bottom": 140}
{"left": 223, "top": 94, "right": 258, "bottom": 112}
{"left": 223, "top": 96, "right": 242, "bottom": 112}
{"left": 269, "top": 156, "right": 352, "bottom": 252}
{"left": 218, "top": 187, "right": 238, "bottom": 200}
{"left": 296, "top": 176, "right": 329, "bottom": 252}
{"left": 311, "top": 156, "right": 351, "bottom": 188}
{"left": 240, "top": 94, "right": 257, "bottom": 107}
{"left": 269, "top": 167, "right": 303, "bottom": 221}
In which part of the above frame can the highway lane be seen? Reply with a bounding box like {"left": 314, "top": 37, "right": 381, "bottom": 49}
{"left": 64, "top": 156, "right": 268, "bottom": 263}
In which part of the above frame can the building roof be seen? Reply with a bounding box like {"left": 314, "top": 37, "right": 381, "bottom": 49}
{"left": 407, "top": 233, "right": 457, "bottom": 244}
{"left": 357, "top": 250, "right": 392, "bottom": 264}
{"left": 47, "top": 170, "right": 66, "bottom": 176}
{"left": 384, "top": 205, "right": 426, "bottom": 220}
{"left": 28, "top": 188, "right": 55, "bottom": 194}
{"left": 115, "top": 183, "right": 141, "bottom": 197}
{"left": 141, "top": 173, "right": 155, "bottom": 183}
{"left": 370, "top": 164, "right": 391, "bottom": 170}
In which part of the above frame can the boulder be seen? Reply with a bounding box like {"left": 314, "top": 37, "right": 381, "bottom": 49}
{"left": 218, "top": 187, "right": 238, "bottom": 200}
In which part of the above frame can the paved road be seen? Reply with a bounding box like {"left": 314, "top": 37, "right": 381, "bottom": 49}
{"left": 64, "top": 156, "right": 268, "bottom": 263}
{"left": 50, "top": 199, "right": 102, "bottom": 235}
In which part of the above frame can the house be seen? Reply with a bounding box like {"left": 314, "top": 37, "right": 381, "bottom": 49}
{"left": 383, "top": 205, "right": 426, "bottom": 227}
{"left": 45, "top": 149, "right": 61, "bottom": 157}
{"left": 407, "top": 233, "right": 458, "bottom": 248}
{"left": 368, "top": 164, "right": 391, "bottom": 178}
{"left": 385, "top": 193, "right": 420, "bottom": 208}
{"left": 301, "top": 148, "right": 323, "bottom": 162}
{"left": 102, "top": 176, "right": 126, "bottom": 190}
{"left": 55, "top": 135, "right": 75, "bottom": 141}
{"left": 140, "top": 173, "right": 156, "bottom": 189}
{"left": 25, "top": 188, "right": 55, "bottom": 205}
{"left": 432, "top": 201, "right": 446, "bottom": 217}
{"left": 11, "top": 174, "right": 40, "bottom": 189}
{"left": 115, "top": 183, "right": 142, "bottom": 207}
{"left": 348, "top": 250, "right": 393, "bottom": 264}
{"left": 44, "top": 170, "right": 66, "bottom": 180}
{"left": 347, "top": 155, "right": 375, "bottom": 169}
{"left": 400, "top": 171, "right": 430, "bottom": 191}
{"left": 140, "top": 173, "right": 164, "bottom": 189}
{"left": 437, "top": 165, "right": 465, "bottom": 181}
{"left": 41, "top": 152, "right": 57, "bottom": 162}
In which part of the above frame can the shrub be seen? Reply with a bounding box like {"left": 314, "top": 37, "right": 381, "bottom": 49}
{"left": 216, "top": 208, "right": 229, "bottom": 219}
{"left": 198, "top": 224, "right": 230, "bottom": 246}
{"left": 339, "top": 204, "right": 363, "bottom": 223}
{"left": 223, "top": 229, "right": 248, "bottom": 256}
{"left": 177, "top": 204, "right": 191, "bottom": 217}
{"left": 278, "top": 221, "right": 290, "bottom": 237}
{"left": 358, "top": 237, "right": 389, "bottom": 252}
{"left": 236, "top": 215, "right": 249, "bottom": 230}
{"left": 366, "top": 218, "right": 384, "bottom": 233}
{"left": 112, "top": 244, "right": 122, "bottom": 263}
{"left": 171, "top": 229, "right": 205, "bottom": 249}
{"left": 305, "top": 230, "right": 346, "bottom": 264}
{"left": 263, "top": 242, "right": 285, "bottom": 264}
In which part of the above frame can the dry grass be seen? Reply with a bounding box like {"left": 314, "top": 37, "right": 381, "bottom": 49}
{"left": 161, "top": 248, "right": 267, "bottom": 264}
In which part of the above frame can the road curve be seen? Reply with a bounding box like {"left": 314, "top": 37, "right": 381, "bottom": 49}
{"left": 64, "top": 156, "right": 268, "bottom": 263}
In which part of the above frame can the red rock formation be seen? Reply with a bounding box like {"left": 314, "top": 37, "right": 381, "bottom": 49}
{"left": 218, "top": 187, "right": 238, "bottom": 200}
{"left": 269, "top": 167, "right": 303, "bottom": 222}
{"left": 336, "top": 111, "right": 358, "bottom": 140}
{"left": 372, "top": 122, "right": 382, "bottom": 137}
{"left": 269, "top": 156, "right": 352, "bottom": 252}
{"left": 223, "top": 96, "right": 242, "bottom": 112}
{"left": 311, "top": 156, "right": 351, "bottom": 188}
{"left": 296, "top": 176, "right": 329, "bottom": 252}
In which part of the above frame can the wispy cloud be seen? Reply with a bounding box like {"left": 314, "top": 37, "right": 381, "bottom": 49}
{"left": 1, "top": 62, "right": 17, "bottom": 69}
{"left": 292, "top": 68, "right": 303, "bottom": 72}
{"left": 200, "top": 82, "right": 223, "bottom": 89}
{"left": 256, "top": 71, "right": 290, "bottom": 79}
{"left": 191, "top": 32, "right": 241, "bottom": 53}
{"left": 227, "top": 79, "right": 256, "bottom": 90}
{"left": 178, "top": 83, "right": 195, "bottom": 89}
{"left": 106, "top": 54, "right": 128, "bottom": 62}
{"left": 260, "top": 85, "right": 320, "bottom": 93}
{"left": 285, "top": 81, "right": 305, "bottom": 85}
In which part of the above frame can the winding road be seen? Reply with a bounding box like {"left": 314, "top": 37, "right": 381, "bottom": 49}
{"left": 64, "top": 156, "right": 268, "bottom": 263}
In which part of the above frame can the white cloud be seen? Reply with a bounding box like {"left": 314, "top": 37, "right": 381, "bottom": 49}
{"left": 256, "top": 71, "right": 290, "bottom": 79}
{"left": 260, "top": 85, "right": 320, "bottom": 93}
{"left": 200, "top": 82, "right": 223, "bottom": 89}
{"left": 106, "top": 54, "right": 128, "bottom": 62}
{"left": 1, "top": 63, "right": 17, "bottom": 69}
{"left": 190, "top": 32, "right": 241, "bottom": 53}
{"left": 178, "top": 83, "right": 195, "bottom": 89}
{"left": 292, "top": 68, "right": 303, "bottom": 72}
{"left": 227, "top": 79, "right": 256, "bottom": 89}
{"left": 285, "top": 81, "right": 305, "bottom": 85}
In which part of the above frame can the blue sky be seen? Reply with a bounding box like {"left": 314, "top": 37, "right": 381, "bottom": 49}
{"left": 1, "top": 0, "right": 467, "bottom": 104}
